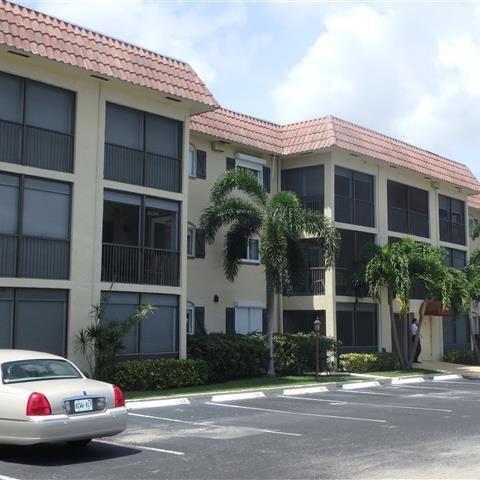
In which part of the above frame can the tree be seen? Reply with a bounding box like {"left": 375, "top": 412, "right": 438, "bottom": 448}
{"left": 365, "top": 238, "right": 469, "bottom": 370}
{"left": 74, "top": 290, "right": 154, "bottom": 379}
{"left": 464, "top": 262, "right": 480, "bottom": 361}
{"left": 200, "top": 169, "right": 339, "bottom": 375}
{"left": 471, "top": 220, "right": 480, "bottom": 265}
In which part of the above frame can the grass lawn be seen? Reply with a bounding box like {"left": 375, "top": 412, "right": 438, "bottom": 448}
{"left": 365, "top": 368, "right": 439, "bottom": 377}
{"left": 125, "top": 374, "right": 352, "bottom": 400}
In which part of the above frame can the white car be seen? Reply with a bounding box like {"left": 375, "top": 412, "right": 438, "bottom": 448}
{"left": 0, "top": 349, "right": 128, "bottom": 446}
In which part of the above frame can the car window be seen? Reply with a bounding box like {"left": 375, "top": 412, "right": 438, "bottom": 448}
{"left": 1, "top": 359, "right": 82, "bottom": 384}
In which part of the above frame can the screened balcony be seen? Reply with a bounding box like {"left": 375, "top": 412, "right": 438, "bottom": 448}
{"left": 289, "top": 240, "right": 325, "bottom": 296}
{"left": 281, "top": 165, "right": 324, "bottom": 212}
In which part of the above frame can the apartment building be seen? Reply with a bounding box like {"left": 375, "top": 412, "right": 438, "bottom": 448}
{"left": 0, "top": 0, "right": 218, "bottom": 366}
{"left": 1, "top": 1, "right": 479, "bottom": 364}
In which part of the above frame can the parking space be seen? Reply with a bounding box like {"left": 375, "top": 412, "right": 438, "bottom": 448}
{"left": 3, "top": 378, "right": 480, "bottom": 479}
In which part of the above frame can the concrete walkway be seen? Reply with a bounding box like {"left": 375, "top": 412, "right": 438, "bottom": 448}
{"left": 422, "top": 360, "right": 480, "bottom": 377}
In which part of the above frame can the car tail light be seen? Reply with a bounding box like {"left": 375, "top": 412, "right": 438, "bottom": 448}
{"left": 26, "top": 392, "right": 52, "bottom": 416}
{"left": 113, "top": 385, "right": 125, "bottom": 408}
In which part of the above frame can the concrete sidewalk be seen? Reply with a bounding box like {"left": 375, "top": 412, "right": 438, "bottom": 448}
{"left": 422, "top": 360, "right": 480, "bottom": 377}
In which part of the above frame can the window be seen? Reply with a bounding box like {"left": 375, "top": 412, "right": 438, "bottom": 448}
{"left": 0, "top": 172, "right": 71, "bottom": 279}
{"left": 281, "top": 165, "right": 324, "bottom": 211}
{"left": 443, "top": 315, "right": 470, "bottom": 353}
{"left": 188, "top": 147, "right": 196, "bottom": 177}
{"left": 335, "top": 167, "right": 375, "bottom": 227}
{"left": 241, "top": 237, "right": 260, "bottom": 262}
{"left": 336, "top": 230, "right": 376, "bottom": 296}
{"left": 104, "top": 103, "right": 183, "bottom": 192}
{"left": 439, "top": 195, "right": 466, "bottom": 245}
{"left": 234, "top": 306, "right": 263, "bottom": 334}
{"left": 0, "top": 288, "right": 68, "bottom": 355}
{"left": 186, "top": 225, "right": 205, "bottom": 259}
{"left": 444, "top": 248, "right": 467, "bottom": 269}
{"left": 336, "top": 303, "right": 377, "bottom": 353}
{"left": 102, "top": 190, "right": 180, "bottom": 285}
{"left": 283, "top": 310, "right": 326, "bottom": 334}
{"left": 0, "top": 71, "right": 75, "bottom": 172}
{"left": 290, "top": 240, "right": 325, "bottom": 296}
{"left": 101, "top": 291, "right": 179, "bottom": 357}
{"left": 236, "top": 156, "right": 263, "bottom": 183}
{"left": 186, "top": 305, "right": 195, "bottom": 335}
{"left": 187, "top": 226, "right": 195, "bottom": 257}
{"left": 387, "top": 180, "right": 429, "bottom": 238}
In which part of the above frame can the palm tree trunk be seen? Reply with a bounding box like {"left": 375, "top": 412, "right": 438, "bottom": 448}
{"left": 408, "top": 301, "right": 426, "bottom": 369}
{"left": 389, "top": 297, "right": 406, "bottom": 370}
{"left": 266, "top": 283, "right": 276, "bottom": 376}
{"left": 469, "top": 314, "right": 479, "bottom": 363}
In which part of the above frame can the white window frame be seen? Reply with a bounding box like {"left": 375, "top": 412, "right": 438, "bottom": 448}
{"left": 234, "top": 306, "right": 263, "bottom": 334}
{"left": 187, "top": 305, "right": 195, "bottom": 335}
{"left": 187, "top": 225, "right": 195, "bottom": 257}
{"left": 188, "top": 146, "right": 196, "bottom": 178}
{"left": 236, "top": 153, "right": 264, "bottom": 184}
{"left": 241, "top": 236, "right": 260, "bottom": 263}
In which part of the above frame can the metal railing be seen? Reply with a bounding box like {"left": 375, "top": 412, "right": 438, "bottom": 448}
{"left": 0, "top": 233, "right": 70, "bottom": 279}
{"left": 102, "top": 243, "right": 180, "bottom": 286}
{"left": 104, "top": 143, "right": 181, "bottom": 193}
{"left": 290, "top": 267, "right": 325, "bottom": 296}
{"left": 0, "top": 119, "right": 73, "bottom": 172}
{"left": 298, "top": 195, "right": 324, "bottom": 212}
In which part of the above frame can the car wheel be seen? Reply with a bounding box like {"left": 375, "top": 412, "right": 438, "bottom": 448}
{"left": 67, "top": 439, "right": 92, "bottom": 447}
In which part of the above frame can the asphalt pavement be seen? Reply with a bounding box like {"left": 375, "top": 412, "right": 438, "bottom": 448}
{"left": 2, "top": 377, "right": 480, "bottom": 479}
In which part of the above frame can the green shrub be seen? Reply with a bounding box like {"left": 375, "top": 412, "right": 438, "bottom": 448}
{"left": 273, "top": 334, "right": 340, "bottom": 375}
{"left": 338, "top": 352, "right": 399, "bottom": 373}
{"left": 100, "top": 358, "right": 209, "bottom": 391}
{"left": 187, "top": 333, "right": 269, "bottom": 382}
{"left": 443, "top": 350, "right": 477, "bottom": 365}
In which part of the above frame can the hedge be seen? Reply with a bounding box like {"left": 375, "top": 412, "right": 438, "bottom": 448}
{"left": 100, "top": 358, "right": 209, "bottom": 391}
{"left": 187, "top": 333, "right": 340, "bottom": 381}
{"left": 338, "top": 352, "right": 399, "bottom": 373}
{"left": 443, "top": 350, "right": 478, "bottom": 365}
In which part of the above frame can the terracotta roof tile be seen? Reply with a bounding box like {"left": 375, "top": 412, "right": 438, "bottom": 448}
{"left": 191, "top": 109, "right": 480, "bottom": 193}
{"left": 470, "top": 195, "right": 480, "bottom": 210}
{"left": 0, "top": 0, "right": 218, "bottom": 108}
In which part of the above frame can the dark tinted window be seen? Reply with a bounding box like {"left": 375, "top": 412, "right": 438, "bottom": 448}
{"left": 281, "top": 165, "right": 324, "bottom": 212}
{"left": 336, "top": 303, "right": 377, "bottom": 353}
{"left": 439, "top": 195, "right": 466, "bottom": 245}
{"left": 283, "top": 310, "right": 326, "bottom": 334}
{"left": 444, "top": 248, "right": 466, "bottom": 269}
{"left": 2, "top": 359, "right": 80, "bottom": 384}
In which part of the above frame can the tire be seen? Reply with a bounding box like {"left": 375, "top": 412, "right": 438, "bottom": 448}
{"left": 67, "top": 439, "right": 92, "bottom": 447}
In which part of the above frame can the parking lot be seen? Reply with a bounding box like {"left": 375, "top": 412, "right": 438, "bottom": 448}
{"left": 2, "top": 377, "right": 480, "bottom": 479}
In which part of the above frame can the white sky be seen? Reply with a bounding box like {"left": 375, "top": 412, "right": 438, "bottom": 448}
{"left": 16, "top": 1, "right": 480, "bottom": 179}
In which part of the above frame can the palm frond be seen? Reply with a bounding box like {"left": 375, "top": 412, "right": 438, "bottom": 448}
{"left": 471, "top": 221, "right": 480, "bottom": 241}
{"left": 210, "top": 169, "right": 267, "bottom": 207}
{"left": 267, "top": 192, "right": 304, "bottom": 238}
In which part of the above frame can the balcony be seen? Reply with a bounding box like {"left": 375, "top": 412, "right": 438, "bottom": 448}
{"left": 104, "top": 143, "right": 181, "bottom": 193}
{"left": 298, "top": 195, "right": 324, "bottom": 212}
{"left": 0, "top": 233, "right": 70, "bottom": 279}
{"left": 290, "top": 267, "right": 325, "bottom": 296}
{"left": 0, "top": 119, "right": 73, "bottom": 172}
{"left": 101, "top": 243, "right": 179, "bottom": 286}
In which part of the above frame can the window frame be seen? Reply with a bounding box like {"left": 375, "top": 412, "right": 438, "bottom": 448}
{"left": 188, "top": 145, "right": 197, "bottom": 178}
{"left": 240, "top": 237, "right": 261, "bottom": 264}
{"left": 439, "top": 194, "right": 466, "bottom": 246}
{"left": 236, "top": 157, "right": 263, "bottom": 184}
{"left": 186, "top": 304, "right": 195, "bottom": 335}
{"left": 187, "top": 225, "right": 195, "bottom": 257}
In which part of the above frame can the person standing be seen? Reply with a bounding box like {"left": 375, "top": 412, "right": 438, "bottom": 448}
{"left": 411, "top": 318, "right": 421, "bottom": 363}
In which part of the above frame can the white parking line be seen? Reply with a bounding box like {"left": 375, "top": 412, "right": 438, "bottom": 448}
{"left": 129, "top": 412, "right": 301, "bottom": 437}
{"left": 0, "top": 475, "right": 21, "bottom": 480}
{"left": 429, "top": 380, "right": 480, "bottom": 387}
{"left": 279, "top": 395, "right": 452, "bottom": 412}
{"left": 205, "top": 402, "right": 387, "bottom": 423}
{"left": 93, "top": 439, "right": 184, "bottom": 456}
{"left": 347, "top": 390, "right": 464, "bottom": 400}
{"left": 387, "top": 384, "right": 457, "bottom": 391}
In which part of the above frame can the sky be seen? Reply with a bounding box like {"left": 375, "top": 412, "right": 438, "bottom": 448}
{"left": 14, "top": 0, "right": 480, "bottom": 180}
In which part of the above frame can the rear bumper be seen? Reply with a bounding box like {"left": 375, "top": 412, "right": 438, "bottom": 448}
{"left": 0, "top": 407, "right": 128, "bottom": 446}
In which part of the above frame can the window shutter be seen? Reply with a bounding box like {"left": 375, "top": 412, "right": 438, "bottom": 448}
{"left": 226, "top": 308, "right": 235, "bottom": 334}
{"left": 262, "top": 309, "right": 268, "bottom": 334}
{"left": 263, "top": 166, "right": 271, "bottom": 193}
{"left": 194, "top": 307, "right": 205, "bottom": 334}
{"left": 226, "top": 157, "right": 236, "bottom": 171}
{"left": 195, "top": 229, "right": 206, "bottom": 258}
{"left": 196, "top": 150, "right": 207, "bottom": 179}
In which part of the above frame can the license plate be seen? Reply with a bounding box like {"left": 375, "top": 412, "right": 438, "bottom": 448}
{"left": 74, "top": 398, "right": 93, "bottom": 413}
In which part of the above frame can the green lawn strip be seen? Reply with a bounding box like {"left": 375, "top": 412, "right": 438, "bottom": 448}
{"left": 125, "top": 375, "right": 352, "bottom": 400}
{"left": 364, "top": 368, "right": 440, "bottom": 377}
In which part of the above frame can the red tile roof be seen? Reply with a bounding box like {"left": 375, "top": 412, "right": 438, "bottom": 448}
{"left": 191, "top": 109, "right": 480, "bottom": 193}
{"left": 0, "top": 0, "right": 218, "bottom": 108}
{"left": 470, "top": 195, "right": 480, "bottom": 210}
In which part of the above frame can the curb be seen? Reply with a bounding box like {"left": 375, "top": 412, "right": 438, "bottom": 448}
{"left": 125, "top": 372, "right": 463, "bottom": 409}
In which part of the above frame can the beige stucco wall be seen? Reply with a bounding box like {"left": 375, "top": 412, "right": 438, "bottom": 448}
{"left": 0, "top": 48, "right": 192, "bottom": 367}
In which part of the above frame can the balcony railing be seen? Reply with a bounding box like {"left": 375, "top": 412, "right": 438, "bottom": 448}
{"left": 0, "top": 119, "right": 73, "bottom": 172}
{"left": 104, "top": 143, "right": 181, "bottom": 193}
{"left": 102, "top": 243, "right": 180, "bottom": 286}
{"left": 0, "top": 233, "right": 70, "bottom": 279}
{"left": 290, "top": 267, "right": 325, "bottom": 296}
{"left": 298, "top": 195, "right": 324, "bottom": 212}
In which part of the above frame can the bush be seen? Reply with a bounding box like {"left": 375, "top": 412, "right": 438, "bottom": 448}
{"left": 443, "top": 350, "right": 477, "bottom": 365}
{"left": 338, "top": 352, "right": 399, "bottom": 373}
{"left": 273, "top": 334, "right": 340, "bottom": 375}
{"left": 187, "top": 333, "right": 269, "bottom": 383}
{"left": 100, "top": 358, "right": 209, "bottom": 391}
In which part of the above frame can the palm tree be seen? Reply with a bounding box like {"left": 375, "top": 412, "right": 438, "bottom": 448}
{"left": 200, "top": 169, "right": 339, "bottom": 375}
{"left": 365, "top": 238, "right": 469, "bottom": 369}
